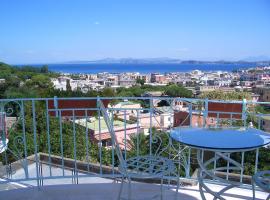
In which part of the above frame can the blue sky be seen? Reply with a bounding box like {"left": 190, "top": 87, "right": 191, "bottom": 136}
{"left": 0, "top": 0, "right": 270, "bottom": 64}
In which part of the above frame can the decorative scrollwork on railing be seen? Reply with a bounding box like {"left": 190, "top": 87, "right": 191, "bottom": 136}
{"left": 2, "top": 100, "right": 22, "bottom": 118}
{"left": 150, "top": 98, "right": 198, "bottom": 177}
{"left": 0, "top": 100, "right": 29, "bottom": 179}
{"left": 0, "top": 134, "right": 28, "bottom": 179}
{"left": 4, "top": 107, "right": 14, "bottom": 116}
{"left": 12, "top": 135, "right": 25, "bottom": 159}
{"left": 151, "top": 130, "right": 191, "bottom": 177}
{"left": 152, "top": 133, "right": 164, "bottom": 156}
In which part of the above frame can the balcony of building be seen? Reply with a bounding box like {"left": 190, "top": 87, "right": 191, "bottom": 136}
{"left": 0, "top": 97, "right": 269, "bottom": 199}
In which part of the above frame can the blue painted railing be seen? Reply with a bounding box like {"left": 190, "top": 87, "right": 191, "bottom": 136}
{"left": 0, "top": 97, "right": 269, "bottom": 189}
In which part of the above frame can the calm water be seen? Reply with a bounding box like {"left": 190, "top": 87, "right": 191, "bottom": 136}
{"left": 26, "top": 63, "right": 254, "bottom": 74}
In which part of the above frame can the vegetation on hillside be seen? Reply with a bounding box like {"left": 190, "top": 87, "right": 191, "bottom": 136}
{"left": 0, "top": 62, "right": 193, "bottom": 99}
{"left": 116, "top": 84, "right": 192, "bottom": 98}
{"left": 0, "top": 62, "right": 56, "bottom": 98}
{"left": 199, "top": 90, "right": 252, "bottom": 100}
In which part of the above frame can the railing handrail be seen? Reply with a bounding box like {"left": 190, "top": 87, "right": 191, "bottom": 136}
{"left": 0, "top": 96, "right": 261, "bottom": 104}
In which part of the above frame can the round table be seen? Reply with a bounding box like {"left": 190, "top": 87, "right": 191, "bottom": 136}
{"left": 170, "top": 127, "right": 270, "bottom": 200}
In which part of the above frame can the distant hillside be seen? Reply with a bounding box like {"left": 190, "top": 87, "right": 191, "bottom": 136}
{"left": 65, "top": 57, "right": 182, "bottom": 64}
{"left": 63, "top": 58, "right": 270, "bottom": 65}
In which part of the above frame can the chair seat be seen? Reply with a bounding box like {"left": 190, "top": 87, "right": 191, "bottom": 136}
{"left": 253, "top": 170, "right": 270, "bottom": 192}
{"left": 119, "top": 155, "right": 176, "bottom": 179}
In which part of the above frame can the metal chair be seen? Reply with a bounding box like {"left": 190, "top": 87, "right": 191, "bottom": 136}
{"left": 98, "top": 100, "right": 180, "bottom": 200}
{"left": 252, "top": 170, "right": 270, "bottom": 200}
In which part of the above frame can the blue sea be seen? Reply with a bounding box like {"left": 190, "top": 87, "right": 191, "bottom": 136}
{"left": 26, "top": 63, "right": 254, "bottom": 74}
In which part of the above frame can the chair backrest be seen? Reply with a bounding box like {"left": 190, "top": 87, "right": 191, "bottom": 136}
{"left": 97, "top": 99, "right": 127, "bottom": 171}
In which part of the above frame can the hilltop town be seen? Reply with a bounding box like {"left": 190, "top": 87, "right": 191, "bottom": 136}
{"left": 52, "top": 65, "right": 270, "bottom": 100}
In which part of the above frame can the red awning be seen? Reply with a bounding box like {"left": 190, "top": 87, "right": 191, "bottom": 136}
{"left": 208, "top": 102, "right": 242, "bottom": 119}
{"left": 48, "top": 99, "right": 110, "bottom": 117}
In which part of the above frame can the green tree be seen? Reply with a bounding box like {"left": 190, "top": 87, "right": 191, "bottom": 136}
{"left": 66, "top": 79, "right": 72, "bottom": 92}
{"left": 4, "top": 86, "right": 39, "bottom": 98}
{"left": 164, "top": 84, "right": 192, "bottom": 97}
{"left": 40, "top": 65, "right": 49, "bottom": 73}
{"left": 136, "top": 78, "right": 145, "bottom": 86}
{"left": 101, "top": 88, "right": 115, "bottom": 97}
{"left": 199, "top": 90, "right": 252, "bottom": 100}
{"left": 26, "top": 74, "right": 53, "bottom": 89}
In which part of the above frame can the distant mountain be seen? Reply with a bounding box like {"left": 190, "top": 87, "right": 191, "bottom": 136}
{"left": 243, "top": 55, "right": 270, "bottom": 62}
{"left": 65, "top": 58, "right": 183, "bottom": 64}
{"left": 63, "top": 58, "right": 270, "bottom": 65}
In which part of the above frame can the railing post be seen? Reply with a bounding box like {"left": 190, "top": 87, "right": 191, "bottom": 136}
{"left": 111, "top": 109, "right": 115, "bottom": 177}
{"left": 149, "top": 98, "right": 153, "bottom": 156}
{"left": 186, "top": 148, "right": 191, "bottom": 178}
{"left": 97, "top": 96, "right": 103, "bottom": 175}
{"left": 0, "top": 112, "right": 5, "bottom": 147}
{"left": 84, "top": 110, "right": 90, "bottom": 173}
{"left": 45, "top": 100, "right": 52, "bottom": 177}
{"left": 96, "top": 96, "right": 100, "bottom": 107}
{"left": 242, "top": 98, "right": 247, "bottom": 127}
{"left": 21, "top": 101, "right": 29, "bottom": 178}
{"left": 124, "top": 110, "right": 127, "bottom": 160}
{"left": 54, "top": 96, "right": 58, "bottom": 117}
{"left": 136, "top": 110, "right": 140, "bottom": 158}
{"left": 32, "top": 100, "right": 40, "bottom": 189}
{"left": 189, "top": 103, "right": 192, "bottom": 127}
{"left": 258, "top": 115, "right": 261, "bottom": 130}
{"left": 203, "top": 98, "right": 208, "bottom": 128}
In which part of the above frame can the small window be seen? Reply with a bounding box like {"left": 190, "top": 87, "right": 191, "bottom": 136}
{"left": 102, "top": 140, "right": 107, "bottom": 147}
{"left": 101, "top": 139, "right": 112, "bottom": 147}
{"left": 107, "top": 140, "right": 112, "bottom": 146}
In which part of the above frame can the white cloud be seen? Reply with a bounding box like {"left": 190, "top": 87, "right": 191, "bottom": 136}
{"left": 94, "top": 21, "right": 100, "bottom": 25}
{"left": 176, "top": 48, "right": 189, "bottom": 52}
{"left": 25, "top": 50, "right": 35, "bottom": 55}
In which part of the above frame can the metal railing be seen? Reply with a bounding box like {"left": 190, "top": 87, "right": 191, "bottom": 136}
{"left": 0, "top": 97, "right": 269, "bottom": 189}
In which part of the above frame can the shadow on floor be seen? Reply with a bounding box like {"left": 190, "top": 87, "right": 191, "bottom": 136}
{"left": 0, "top": 182, "right": 198, "bottom": 200}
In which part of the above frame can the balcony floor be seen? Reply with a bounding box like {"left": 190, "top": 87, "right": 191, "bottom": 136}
{"left": 0, "top": 162, "right": 269, "bottom": 199}
{"left": 0, "top": 179, "right": 268, "bottom": 200}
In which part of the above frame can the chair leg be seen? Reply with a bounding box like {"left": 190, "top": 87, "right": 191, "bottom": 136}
{"left": 160, "top": 177, "right": 163, "bottom": 200}
{"left": 174, "top": 174, "right": 180, "bottom": 200}
{"left": 117, "top": 176, "right": 124, "bottom": 200}
{"left": 252, "top": 178, "right": 256, "bottom": 200}
{"left": 127, "top": 177, "right": 132, "bottom": 200}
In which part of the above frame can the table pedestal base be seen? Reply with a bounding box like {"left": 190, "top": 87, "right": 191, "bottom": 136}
{"left": 197, "top": 150, "right": 244, "bottom": 200}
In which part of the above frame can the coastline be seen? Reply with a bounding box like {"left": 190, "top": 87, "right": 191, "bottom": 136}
{"left": 16, "top": 63, "right": 256, "bottom": 74}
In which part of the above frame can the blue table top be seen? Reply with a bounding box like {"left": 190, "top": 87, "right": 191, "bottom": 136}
{"left": 170, "top": 127, "right": 270, "bottom": 151}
